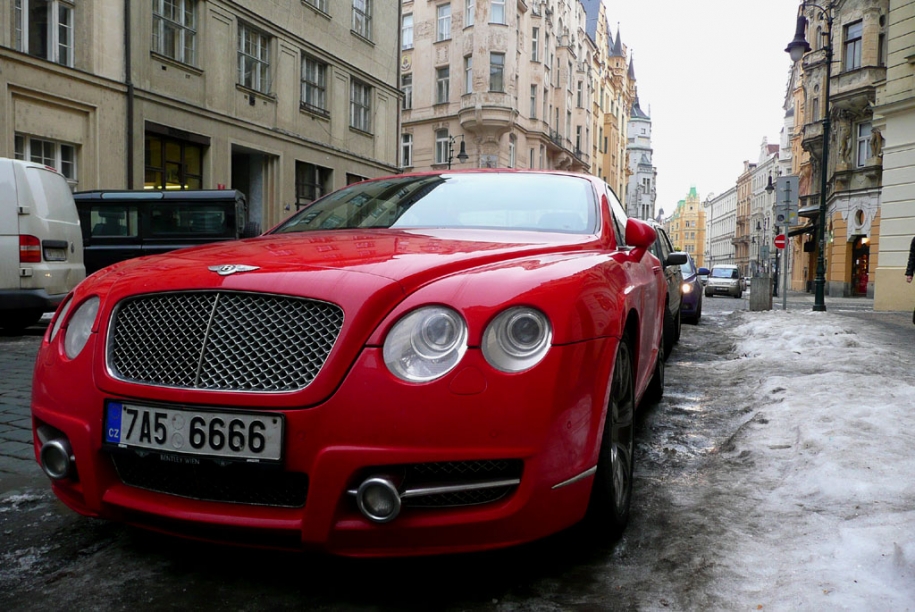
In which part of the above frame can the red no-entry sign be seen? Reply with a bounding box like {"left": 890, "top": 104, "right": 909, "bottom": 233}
{"left": 774, "top": 234, "right": 787, "bottom": 249}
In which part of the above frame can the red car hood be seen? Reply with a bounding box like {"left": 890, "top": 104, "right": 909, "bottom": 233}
{"left": 85, "top": 229, "right": 598, "bottom": 408}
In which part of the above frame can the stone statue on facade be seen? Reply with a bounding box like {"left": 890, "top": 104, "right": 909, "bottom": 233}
{"left": 870, "top": 127, "right": 884, "bottom": 159}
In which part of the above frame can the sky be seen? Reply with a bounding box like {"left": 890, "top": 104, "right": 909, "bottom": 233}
{"left": 698, "top": 307, "right": 915, "bottom": 607}
{"left": 605, "top": 0, "right": 803, "bottom": 216}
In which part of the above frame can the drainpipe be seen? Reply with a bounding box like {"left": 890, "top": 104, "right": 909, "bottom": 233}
{"left": 125, "top": 0, "right": 134, "bottom": 187}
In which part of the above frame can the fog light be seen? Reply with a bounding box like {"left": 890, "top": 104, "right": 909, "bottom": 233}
{"left": 40, "top": 438, "right": 74, "bottom": 480}
{"left": 356, "top": 477, "right": 402, "bottom": 523}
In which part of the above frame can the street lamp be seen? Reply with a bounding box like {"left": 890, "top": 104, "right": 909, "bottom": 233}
{"left": 785, "top": 1, "right": 835, "bottom": 312}
{"left": 447, "top": 134, "right": 469, "bottom": 170}
{"left": 766, "top": 175, "right": 779, "bottom": 298}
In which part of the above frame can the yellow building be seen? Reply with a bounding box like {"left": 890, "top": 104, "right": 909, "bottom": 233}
{"left": 664, "top": 187, "right": 707, "bottom": 268}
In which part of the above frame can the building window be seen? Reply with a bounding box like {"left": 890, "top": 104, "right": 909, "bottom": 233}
{"left": 437, "top": 4, "right": 451, "bottom": 41}
{"left": 508, "top": 135, "right": 516, "bottom": 168}
{"left": 856, "top": 121, "right": 872, "bottom": 167}
{"left": 575, "top": 126, "right": 582, "bottom": 152}
{"left": 145, "top": 134, "right": 203, "bottom": 190}
{"left": 238, "top": 23, "right": 270, "bottom": 93}
{"left": 352, "top": 0, "right": 372, "bottom": 40}
{"left": 530, "top": 85, "right": 537, "bottom": 118}
{"left": 436, "top": 66, "right": 450, "bottom": 104}
{"left": 464, "top": 55, "right": 473, "bottom": 94}
{"left": 577, "top": 81, "right": 583, "bottom": 107}
{"left": 402, "top": 13, "right": 413, "bottom": 49}
{"left": 531, "top": 27, "right": 539, "bottom": 62}
{"left": 15, "top": 134, "right": 77, "bottom": 183}
{"left": 402, "top": 73, "right": 413, "bottom": 110}
{"left": 491, "top": 0, "right": 505, "bottom": 24}
{"left": 152, "top": 0, "right": 196, "bottom": 65}
{"left": 350, "top": 79, "right": 372, "bottom": 132}
{"left": 301, "top": 54, "right": 328, "bottom": 115}
{"left": 435, "top": 130, "right": 449, "bottom": 165}
{"left": 844, "top": 20, "right": 862, "bottom": 71}
{"left": 295, "top": 161, "right": 332, "bottom": 208}
{"left": 303, "top": 0, "right": 327, "bottom": 12}
{"left": 401, "top": 133, "right": 413, "bottom": 168}
{"left": 465, "top": 0, "right": 474, "bottom": 27}
{"left": 15, "top": 0, "right": 74, "bottom": 66}
{"left": 489, "top": 52, "right": 504, "bottom": 92}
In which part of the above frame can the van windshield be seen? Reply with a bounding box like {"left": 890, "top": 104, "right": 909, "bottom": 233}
{"left": 711, "top": 268, "right": 739, "bottom": 279}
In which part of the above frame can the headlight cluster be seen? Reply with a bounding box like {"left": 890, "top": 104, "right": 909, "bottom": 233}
{"left": 383, "top": 305, "right": 552, "bottom": 382}
{"left": 63, "top": 296, "right": 100, "bottom": 359}
{"left": 682, "top": 282, "right": 693, "bottom": 294}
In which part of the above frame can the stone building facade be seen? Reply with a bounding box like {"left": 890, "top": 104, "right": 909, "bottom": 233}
{"left": 1, "top": 0, "right": 401, "bottom": 233}
{"left": 664, "top": 186, "right": 706, "bottom": 268}
{"left": 703, "top": 186, "right": 738, "bottom": 269}
{"left": 625, "top": 96, "right": 657, "bottom": 221}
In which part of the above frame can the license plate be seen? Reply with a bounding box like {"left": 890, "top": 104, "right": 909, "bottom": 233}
{"left": 104, "top": 402, "right": 283, "bottom": 462}
{"left": 43, "top": 247, "right": 68, "bottom": 262}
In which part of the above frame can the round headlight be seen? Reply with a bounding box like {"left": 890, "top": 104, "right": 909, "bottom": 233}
{"left": 682, "top": 282, "right": 693, "bottom": 294}
{"left": 482, "top": 307, "right": 552, "bottom": 372}
{"left": 383, "top": 306, "right": 467, "bottom": 382}
{"left": 49, "top": 297, "right": 73, "bottom": 343}
{"left": 64, "top": 296, "right": 100, "bottom": 359}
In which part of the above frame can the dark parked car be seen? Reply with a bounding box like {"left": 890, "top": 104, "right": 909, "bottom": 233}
{"left": 680, "top": 253, "right": 708, "bottom": 324}
{"left": 647, "top": 222, "right": 687, "bottom": 357}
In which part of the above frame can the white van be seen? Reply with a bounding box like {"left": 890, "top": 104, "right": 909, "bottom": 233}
{"left": 0, "top": 159, "right": 85, "bottom": 332}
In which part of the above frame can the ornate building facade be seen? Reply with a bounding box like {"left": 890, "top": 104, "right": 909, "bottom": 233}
{"left": 625, "top": 96, "right": 657, "bottom": 220}
{"left": 664, "top": 186, "right": 706, "bottom": 267}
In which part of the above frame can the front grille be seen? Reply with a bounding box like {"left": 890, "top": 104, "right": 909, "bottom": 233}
{"left": 109, "top": 291, "right": 344, "bottom": 392}
{"left": 111, "top": 452, "right": 309, "bottom": 508}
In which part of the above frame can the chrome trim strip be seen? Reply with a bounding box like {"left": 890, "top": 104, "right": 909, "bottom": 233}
{"left": 551, "top": 465, "right": 597, "bottom": 490}
{"left": 347, "top": 477, "right": 520, "bottom": 498}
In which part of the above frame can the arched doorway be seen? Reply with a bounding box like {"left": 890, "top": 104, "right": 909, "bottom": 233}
{"left": 851, "top": 235, "right": 870, "bottom": 297}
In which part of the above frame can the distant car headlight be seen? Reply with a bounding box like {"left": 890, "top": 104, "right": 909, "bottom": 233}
{"left": 682, "top": 282, "right": 693, "bottom": 294}
{"left": 64, "top": 296, "right": 100, "bottom": 359}
{"left": 383, "top": 306, "right": 468, "bottom": 382}
{"left": 482, "top": 307, "right": 552, "bottom": 372}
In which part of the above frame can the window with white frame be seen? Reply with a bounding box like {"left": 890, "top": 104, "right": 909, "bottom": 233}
{"left": 353, "top": 0, "right": 372, "bottom": 40}
{"left": 508, "top": 135, "right": 516, "bottom": 168}
{"left": 464, "top": 55, "right": 473, "bottom": 94}
{"left": 491, "top": 0, "right": 505, "bottom": 24}
{"left": 489, "top": 52, "right": 504, "bottom": 92}
{"left": 152, "top": 0, "right": 197, "bottom": 65}
{"left": 437, "top": 4, "right": 451, "bottom": 41}
{"left": 856, "top": 121, "right": 872, "bottom": 167}
{"left": 402, "top": 13, "right": 413, "bottom": 49}
{"left": 303, "top": 0, "right": 327, "bottom": 12}
{"left": 435, "top": 130, "right": 449, "bottom": 165}
{"left": 531, "top": 27, "right": 540, "bottom": 62}
{"left": 15, "top": 133, "right": 77, "bottom": 182}
{"left": 401, "top": 73, "right": 412, "bottom": 110}
{"left": 575, "top": 126, "right": 582, "bottom": 152}
{"left": 530, "top": 85, "right": 537, "bottom": 118}
{"left": 844, "top": 20, "right": 862, "bottom": 71}
{"left": 577, "top": 81, "right": 583, "bottom": 107}
{"left": 465, "top": 0, "right": 474, "bottom": 27}
{"left": 350, "top": 79, "right": 372, "bottom": 132}
{"left": 401, "top": 133, "right": 413, "bottom": 167}
{"left": 436, "top": 66, "right": 450, "bottom": 103}
{"left": 301, "top": 54, "right": 328, "bottom": 115}
{"left": 238, "top": 23, "right": 270, "bottom": 93}
{"left": 15, "top": 0, "right": 74, "bottom": 66}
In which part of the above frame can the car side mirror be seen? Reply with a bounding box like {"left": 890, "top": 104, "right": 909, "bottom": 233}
{"left": 666, "top": 252, "right": 688, "bottom": 266}
{"left": 698, "top": 267, "right": 710, "bottom": 275}
{"left": 624, "top": 217, "right": 656, "bottom": 249}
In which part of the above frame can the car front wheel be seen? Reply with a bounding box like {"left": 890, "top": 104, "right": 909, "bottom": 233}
{"left": 586, "top": 334, "right": 635, "bottom": 540}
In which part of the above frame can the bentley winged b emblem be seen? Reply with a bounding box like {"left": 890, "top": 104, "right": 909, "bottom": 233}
{"left": 208, "top": 264, "right": 260, "bottom": 276}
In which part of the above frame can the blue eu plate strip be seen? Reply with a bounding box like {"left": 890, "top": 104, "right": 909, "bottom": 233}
{"left": 105, "top": 402, "right": 123, "bottom": 444}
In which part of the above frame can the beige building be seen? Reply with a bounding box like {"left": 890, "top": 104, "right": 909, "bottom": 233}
{"left": 664, "top": 186, "right": 706, "bottom": 268}
{"left": 1, "top": 0, "right": 401, "bottom": 233}
{"left": 872, "top": 0, "right": 915, "bottom": 311}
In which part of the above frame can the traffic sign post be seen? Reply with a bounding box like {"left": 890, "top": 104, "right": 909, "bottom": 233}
{"left": 774, "top": 176, "right": 799, "bottom": 226}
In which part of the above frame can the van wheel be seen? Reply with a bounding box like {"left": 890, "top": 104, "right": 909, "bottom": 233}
{"left": 1, "top": 309, "right": 43, "bottom": 333}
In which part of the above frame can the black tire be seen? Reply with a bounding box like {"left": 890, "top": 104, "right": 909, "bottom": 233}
{"left": 0, "top": 309, "right": 43, "bottom": 333}
{"left": 662, "top": 305, "right": 676, "bottom": 358}
{"left": 643, "top": 328, "right": 665, "bottom": 404}
{"left": 673, "top": 307, "right": 682, "bottom": 343}
{"left": 586, "top": 335, "right": 636, "bottom": 539}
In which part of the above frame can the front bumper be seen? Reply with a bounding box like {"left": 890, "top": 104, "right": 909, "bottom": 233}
{"left": 32, "top": 336, "right": 614, "bottom": 557}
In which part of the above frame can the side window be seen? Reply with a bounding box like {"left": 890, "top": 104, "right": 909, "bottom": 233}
{"left": 602, "top": 185, "right": 627, "bottom": 246}
{"left": 90, "top": 206, "right": 138, "bottom": 237}
{"left": 652, "top": 229, "right": 672, "bottom": 264}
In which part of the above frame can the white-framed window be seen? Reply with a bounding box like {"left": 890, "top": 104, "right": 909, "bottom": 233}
{"left": 856, "top": 121, "right": 872, "bottom": 167}
{"left": 437, "top": 4, "right": 451, "bottom": 41}
{"left": 353, "top": 0, "right": 372, "bottom": 40}
{"left": 531, "top": 27, "right": 539, "bottom": 62}
{"left": 491, "top": 0, "right": 505, "bottom": 24}
{"left": 15, "top": 0, "right": 74, "bottom": 67}
{"left": 435, "top": 129, "right": 449, "bottom": 165}
{"left": 508, "top": 135, "right": 516, "bottom": 168}
{"left": 844, "top": 20, "right": 862, "bottom": 71}
{"left": 238, "top": 23, "right": 270, "bottom": 93}
{"left": 530, "top": 85, "right": 537, "bottom": 118}
{"left": 464, "top": 55, "right": 473, "bottom": 94}
{"left": 401, "top": 73, "right": 413, "bottom": 110}
{"left": 401, "top": 133, "right": 413, "bottom": 168}
{"left": 303, "top": 0, "right": 327, "bottom": 12}
{"left": 436, "top": 66, "right": 450, "bottom": 104}
{"left": 15, "top": 133, "right": 77, "bottom": 183}
{"left": 402, "top": 13, "right": 413, "bottom": 49}
{"left": 350, "top": 79, "right": 372, "bottom": 132}
{"left": 301, "top": 54, "right": 328, "bottom": 115}
{"left": 489, "top": 52, "right": 504, "bottom": 92}
{"left": 577, "top": 81, "right": 583, "bottom": 107}
{"left": 152, "top": 0, "right": 197, "bottom": 65}
{"left": 465, "top": 0, "right": 474, "bottom": 27}
{"left": 575, "top": 125, "right": 582, "bottom": 152}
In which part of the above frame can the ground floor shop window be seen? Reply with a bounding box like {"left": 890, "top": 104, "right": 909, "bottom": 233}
{"left": 145, "top": 135, "right": 203, "bottom": 190}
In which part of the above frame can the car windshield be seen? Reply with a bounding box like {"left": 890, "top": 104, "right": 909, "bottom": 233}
{"left": 712, "top": 268, "right": 739, "bottom": 279}
{"left": 271, "top": 173, "right": 598, "bottom": 234}
{"left": 680, "top": 259, "right": 695, "bottom": 276}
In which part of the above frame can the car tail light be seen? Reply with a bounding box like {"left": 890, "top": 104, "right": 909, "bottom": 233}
{"left": 20, "top": 235, "right": 41, "bottom": 263}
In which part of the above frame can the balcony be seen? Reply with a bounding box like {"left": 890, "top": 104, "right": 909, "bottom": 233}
{"left": 459, "top": 93, "right": 516, "bottom": 135}
{"left": 801, "top": 121, "right": 824, "bottom": 161}
{"left": 831, "top": 66, "right": 885, "bottom": 114}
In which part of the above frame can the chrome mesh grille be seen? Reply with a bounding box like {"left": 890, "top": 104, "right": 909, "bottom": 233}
{"left": 109, "top": 292, "right": 344, "bottom": 392}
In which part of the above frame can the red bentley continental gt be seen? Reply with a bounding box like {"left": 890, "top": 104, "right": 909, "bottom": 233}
{"left": 31, "top": 170, "right": 667, "bottom": 557}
